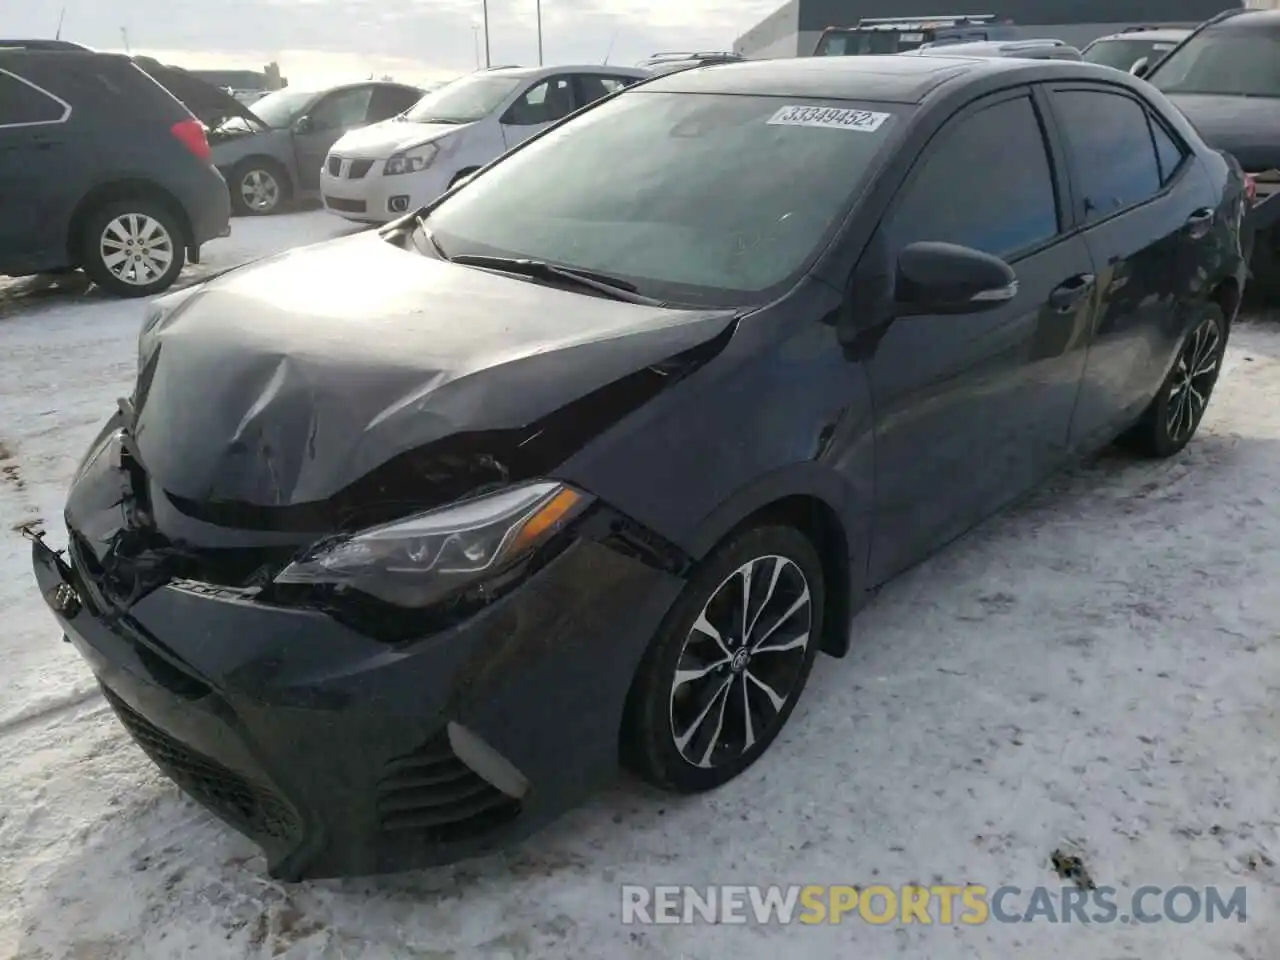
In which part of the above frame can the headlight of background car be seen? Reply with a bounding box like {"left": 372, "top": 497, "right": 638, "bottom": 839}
{"left": 384, "top": 141, "right": 439, "bottom": 176}
{"left": 274, "top": 481, "right": 591, "bottom": 607}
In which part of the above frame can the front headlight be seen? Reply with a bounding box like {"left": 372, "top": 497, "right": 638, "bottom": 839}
{"left": 384, "top": 142, "right": 439, "bottom": 176}
{"left": 274, "top": 481, "right": 591, "bottom": 607}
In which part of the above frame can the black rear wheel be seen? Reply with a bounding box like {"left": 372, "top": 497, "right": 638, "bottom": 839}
{"left": 1120, "top": 302, "right": 1227, "bottom": 458}
{"left": 622, "top": 524, "right": 824, "bottom": 793}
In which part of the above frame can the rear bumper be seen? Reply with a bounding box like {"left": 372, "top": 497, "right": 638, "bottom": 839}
{"left": 183, "top": 165, "right": 232, "bottom": 245}
{"left": 32, "top": 530, "right": 682, "bottom": 879}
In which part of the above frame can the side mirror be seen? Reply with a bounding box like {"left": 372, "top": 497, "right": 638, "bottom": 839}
{"left": 293, "top": 114, "right": 315, "bottom": 134}
{"left": 1130, "top": 57, "right": 1150, "bottom": 78}
{"left": 894, "top": 241, "right": 1017, "bottom": 316}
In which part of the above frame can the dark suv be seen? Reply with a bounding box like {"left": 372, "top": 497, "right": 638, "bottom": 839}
{"left": 1143, "top": 8, "right": 1280, "bottom": 298}
{"left": 0, "top": 49, "right": 231, "bottom": 297}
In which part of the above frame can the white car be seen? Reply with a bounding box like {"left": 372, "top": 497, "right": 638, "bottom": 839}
{"left": 320, "top": 65, "right": 649, "bottom": 223}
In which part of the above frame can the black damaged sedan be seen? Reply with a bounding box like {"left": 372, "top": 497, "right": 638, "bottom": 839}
{"left": 33, "top": 54, "right": 1247, "bottom": 879}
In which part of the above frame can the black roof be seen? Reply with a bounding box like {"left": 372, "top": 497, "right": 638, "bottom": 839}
{"left": 640, "top": 54, "right": 1113, "bottom": 104}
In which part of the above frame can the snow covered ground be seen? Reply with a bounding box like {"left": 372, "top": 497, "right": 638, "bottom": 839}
{"left": 1, "top": 211, "right": 1277, "bottom": 959}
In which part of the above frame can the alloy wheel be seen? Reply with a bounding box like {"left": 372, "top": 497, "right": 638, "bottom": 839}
{"left": 669, "top": 555, "right": 812, "bottom": 769}
{"left": 98, "top": 214, "right": 175, "bottom": 287}
{"left": 241, "top": 169, "right": 280, "bottom": 212}
{"left": 1166, "top": 316, "right": 1223, "bottom": 444}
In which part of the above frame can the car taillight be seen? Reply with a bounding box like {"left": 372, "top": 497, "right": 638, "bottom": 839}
{"left": 170, "top": 118, "right": 212, "bottom": 163}
{"left": 1244, "top": 173, "right": 1258, "bottom": 204}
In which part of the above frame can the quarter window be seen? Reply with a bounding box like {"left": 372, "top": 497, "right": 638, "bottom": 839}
{"left": 0, "top": 71, "right": 65, "bottom": 126}
{"left": 1148, "top": 113, "right": 1187, "bottom": 185}
{"left": 889, "top": 94, "right": 1059, "bottom": 259}
{"left": 1052, "top": 89, "right": 1162, "bottom": 221}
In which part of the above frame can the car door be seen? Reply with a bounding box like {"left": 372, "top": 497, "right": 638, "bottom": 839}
{"left": 0, "top": 66, "right": 72, "bottom": 270}
{"left": 366, "top": 83, "right": 422, "bottom": 123}
{"left": 292, "top": 85, "right": 375, "bottom": 191}
{"left": 499, "top": 74, "right": 579, "bottom": 150}
{"left": 854, "top": 88, "right": 1097, "bottom": 583}
{"left": 1044, "top": 84, "right": 1221, "bottom": 448}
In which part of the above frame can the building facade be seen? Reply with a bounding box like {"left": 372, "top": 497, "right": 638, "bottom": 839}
{"left": 733, "top": 0, "right": 1243, "bottom": 58}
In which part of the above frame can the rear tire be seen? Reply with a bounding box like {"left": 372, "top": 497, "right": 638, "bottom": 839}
{"left": 1119, "top": 302, "right": 1227, "bottom": 458}
{"left": 230, "top": 158, "right": 290, "bottom": 216}
{"left": 80, "top": 198, "right": 186, "bottom": 298}
{"left": 622, "top": 524, "right": 824, "bottom": 793}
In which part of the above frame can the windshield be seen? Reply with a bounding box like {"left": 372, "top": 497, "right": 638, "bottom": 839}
{"left": 1081, "top": 38, "right": 1169, "bottom": 69}
{"left": 248, "top": 88, "right": 317, "bottom": 127}
{"left": 423, "top": 92, "right": 903, "bottom": 306}
{"left": 817, "top": 29, "right": 928, "bottom": 55}
{"left": 403, "top": 74, "right": 523, "bottom": 123}
{"left": 1148, "top": 31, "right": 1280, "bottom": 96}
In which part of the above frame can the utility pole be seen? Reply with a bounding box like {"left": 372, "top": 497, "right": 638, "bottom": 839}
{"left": 482, "top": 0, "right": 491, "bottom": 67}
{"left": 120, "top": 26, "right": 131, "bottom": 54}
{"left": 536, "top": 0, "right": 543, "bottom": 65}
{"left": 55, "top": 5, "right": 66, "bottom": 39}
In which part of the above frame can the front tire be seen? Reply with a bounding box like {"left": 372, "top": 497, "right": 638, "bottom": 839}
{"left": 80, "top": 198, "right": 186, "bottom": 298}
{"left": 231, "top": 159, "right": 289, "bottom": 216}
{"left": 1121, "top": 302, "right": 1227, "bottom": 458}
{"left": 622, "top": 524, "right": 824, "bottom": 793}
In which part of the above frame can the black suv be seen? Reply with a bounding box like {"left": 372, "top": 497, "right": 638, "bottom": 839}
{"left": 1143, "top": 9, "right": 1280, "bottom": 298}
{"left": 0, "top": 48, "right": 231, "bottom": 297}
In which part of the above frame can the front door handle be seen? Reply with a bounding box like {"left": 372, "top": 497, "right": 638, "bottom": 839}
{"left": 1048, "top": 273, "right": 1095, "bottom": 313}
{"left": 1185, "top": 207, "right": 1214, "bottom": 238}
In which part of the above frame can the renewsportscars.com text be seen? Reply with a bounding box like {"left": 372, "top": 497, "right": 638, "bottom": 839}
{"left": 621, "top": 884, "right": 1248, "bottom": 925}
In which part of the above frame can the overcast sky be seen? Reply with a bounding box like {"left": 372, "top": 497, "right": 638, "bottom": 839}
{"left": 11, "top": 0, "right": 779, "bottom": 86}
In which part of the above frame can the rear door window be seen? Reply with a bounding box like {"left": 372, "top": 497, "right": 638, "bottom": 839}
{"left": 888, "top": 93, "right": 1059, "bottom": 258}
{"left": 1051, "top": 89, "right": 1163, "bottom": 221}
{"left": 0, "top": 69, "right": 68, "bottom": 127}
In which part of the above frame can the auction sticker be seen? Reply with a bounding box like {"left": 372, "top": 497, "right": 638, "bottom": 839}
{"left": 766, "top": 105, "right": 890, "bottom": 132}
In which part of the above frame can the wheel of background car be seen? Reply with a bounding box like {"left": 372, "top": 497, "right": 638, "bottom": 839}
{"left": 621, "top": 523, "right": 825, "bottom": 792}
{"left": 79, "top": 198, "right": 186, "bottom": 299}
{"left": 1121, "top": 302, "right": 1227, "bottom": 459}
{"left": 449, "top": 167, "right": 480, "bottom": 189}
{"left": 231, "top": 159, "right": 290, "bottom": 216}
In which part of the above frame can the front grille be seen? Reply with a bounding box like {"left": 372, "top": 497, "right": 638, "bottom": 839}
{"left": 376, "top": 732, "right": 519, "bottom": 842}
{"left": 327, "top": 156, "right": 342, "bottom": 176}
{"left": 348, "top": 159, "right": 373, "bottom": 179}
{"left": 324, "top": 195, "right": 366, "bottom": 213}
{"left": 102, "top": 686, "right": 299, "bottom": 842}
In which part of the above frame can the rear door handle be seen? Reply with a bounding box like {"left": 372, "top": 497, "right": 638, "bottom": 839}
{"left": 1186, "top": 207, "right": 1214, "bottom": 238}
{"left": 1048, "top": 273, "right": 1095, "bottom": 313}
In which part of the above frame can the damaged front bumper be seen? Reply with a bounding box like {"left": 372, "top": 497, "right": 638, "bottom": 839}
{"left": 32, "top": 526, "right": 683, "bottom": 879}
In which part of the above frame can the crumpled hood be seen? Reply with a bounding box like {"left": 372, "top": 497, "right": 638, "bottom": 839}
{"left": 131, "top": 231, "right": 735, "bottom": 512}
{"left": 1164, "top": 94, "right": 1280, "bottom": 172}
{"left": 330, "top": 120, "right": 467, "bottom": 159}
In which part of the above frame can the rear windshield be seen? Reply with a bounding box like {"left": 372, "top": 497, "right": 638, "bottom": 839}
{"left": 423, "top": 91, "right": 905, "bottom": 307}
{"left": 1147, "top": 30, "right": 1280, "bottom": 97}
{"left": 402, "top": 74, "right": 523, "bottom": 124}
{"left": 816, "top": 30, "right": 930, "bottom": 55}
{"left": 1081, "top": 38, "right": 1169, "bottom": 69}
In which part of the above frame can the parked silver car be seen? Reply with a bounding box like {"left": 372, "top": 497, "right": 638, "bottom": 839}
{"left": 210, "top": 81, "right": 423, "bottom": 215}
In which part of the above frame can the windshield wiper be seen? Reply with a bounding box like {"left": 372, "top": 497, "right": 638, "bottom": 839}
{"left": 447, "top": 254, "right": 666, "bottom": 305}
